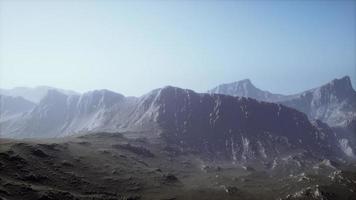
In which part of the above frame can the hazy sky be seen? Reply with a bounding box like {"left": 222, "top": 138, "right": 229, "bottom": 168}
{"left": 0, "top": 0, "right": 355, "bottom": 96}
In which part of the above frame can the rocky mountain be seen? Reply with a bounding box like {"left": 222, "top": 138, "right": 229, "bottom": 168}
{"left": 280, "top": 76, "right": 356, "bottom": 127}
{"left": 207, "top": 79, "right": 287, "bottom": 102}
{"left": 1, "top": 86, "right": 348, "bottom": 161}
{"left": 0, "top": 95, "right": 36, "bottom": 122}
{"left": 0, "top": 86, "right": 79, "bottom": 103}
{"left": 0, "top": 89, "right": 136, "bottom": 138}
{"left": 150, "top": 87, "right": 344, "bottom": 161}
{"left": 208, "top": 76, "right": 356, "bottom": 128}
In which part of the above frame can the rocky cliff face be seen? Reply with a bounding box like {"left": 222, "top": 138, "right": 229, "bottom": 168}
{"left": 0, "top": 90, "right": 131, "bottom": 138}
{"left": 0, "top": 86, "right": 347, "bottom": 161}
{"left": 280, "top": 76, "right": 356, "bottom": 127}
{"left": 208, "top": 76, "right": 356, "bottom": 128}
{"left": 150, "top": 87, "right": 342, "bottom": 161}
{"left": 208, "top": 79, "right": 287, "bottom": 102}
{"left": 0, "top": 95, "right": 35, "bottom": 122}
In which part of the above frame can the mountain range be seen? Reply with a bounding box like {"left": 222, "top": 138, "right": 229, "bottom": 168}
{"left": 1, "top": 76, "right": 356, "bottom": 200}
{"left": 1, "top": 76, "right": 355, "bottom": 162}
{"left": 0, "top": 86, "right": 78, "bottom": 103}
{"left": 208, "top": 76, "right": 356, "bottom": 127}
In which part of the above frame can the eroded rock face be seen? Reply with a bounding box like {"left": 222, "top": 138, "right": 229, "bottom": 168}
{"left": 207, "top": 79, "right": 287, "bottom": 102}
{"left": 280, "top": 76, "right": 356, "bottom": 127}
{"left": 0, "top": 89, "right": 133, "bottom": 138}
{"left": 0, "top": 86, "right": 345, "bottom": 162}
{"left": 151, "top": 87, "right": 342, "bottom": 161}
{"left": 0, "top": 95, "right": 35, "bottom": 121}
{"left": 208, "top": 76, "right": 356, "bottom": 128}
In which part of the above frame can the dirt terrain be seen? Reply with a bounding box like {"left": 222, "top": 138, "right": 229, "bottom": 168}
{"left": 1, "top": 132, "right": 356, "bottom": 200}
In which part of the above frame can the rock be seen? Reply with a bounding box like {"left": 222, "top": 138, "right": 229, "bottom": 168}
{"left": 32, "top": 149, "right": 49, "bottom": 158}
{"left": 163, "top": 173, "right": 178, "bottom": 182}
{"left": 61, "top": 160, "right": 73, "bottom": 167}
{"left": 153, "top": 168, "right": 162, "bottom": 172}
{"left": 242, "top": 166, "right": 255, "bottom": 172}
{"left": 127, "top": 186, "right": 141, "bottom": 192}
{"left": 112, "top": 169, "right": 120, "bottom": 174}
{"left": 222, "top": 185, "right": 239, "bottom": 194}
{"left": 112, "top": 144, "right": 154, "bottom": 157}
{"left": 77, "top": 141, "right": 91, "bottom": 146}
{"left": 37, "top": 143, "right": 60, "bottom": 151}
{"left": 21, "top": 173, "right": 48, "bottom": 182}
{"left": 124, "top": 195, "right": 141, "bottom": 200}
{"left": 38, "top": 190, "right": 76, "bottom": 200}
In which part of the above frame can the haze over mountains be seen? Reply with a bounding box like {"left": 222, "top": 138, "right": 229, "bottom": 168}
{"left": 208, "top": 76, "right": 356, "bottom": 127}
{"left": 0, "top": 86, "right": 78, "bottom": 103}
{"left": 1, "top": 76, "right": 356, "bottom": 200}
{"left": 0, "top": 76, "right": 355, "bottom": 160}
{"left": 208, "top": 79, "right": 288, "bottom": 102}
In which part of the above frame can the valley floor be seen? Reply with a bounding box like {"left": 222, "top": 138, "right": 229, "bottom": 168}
{"left": 1, "top": 132, "right": 356, "bottom": 200}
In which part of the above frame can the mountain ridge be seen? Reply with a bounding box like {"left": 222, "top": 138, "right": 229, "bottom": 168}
{"left": 208, "top": 78, "right": 288, "bottom": 102}
{"left": 1, "top": 86, "right": 348, "bottom": 162}
{"left": 0, "top": 86, "right": 79, "bottom": 103}
{"left": 208, "top": 76, "right": 356, "bottom": 127}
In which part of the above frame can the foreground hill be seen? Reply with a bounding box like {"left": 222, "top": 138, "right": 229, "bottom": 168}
{"left": 0, "top": 132, "right": 355, "bottom": 200}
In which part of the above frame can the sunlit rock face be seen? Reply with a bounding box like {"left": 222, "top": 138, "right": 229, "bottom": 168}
{"left": 280, "top": 76, "right": 356, "bottom": 127}
{"left": 208, "top": 76, "right": 356, "bottom": 128}
{"left": 207, "top": 79, "right": 287, "bottom": 102}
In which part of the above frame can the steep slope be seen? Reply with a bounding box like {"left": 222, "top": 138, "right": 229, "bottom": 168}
{"left": 0, "top": 86, "right": 78, "bottom": 103}
{"left": 208, "top": 76, "right": 356, "bottom": 128}
{"left": 207, "top": 79, "right": 287, "bottom": 102}
{"left": 149, "top": 87, "right": 343, "bottom": 161}
{"left": 0, "top": 89, "right": 135, "bottom": 138}
{"left": 0, "top": 86, "right": 346, "bottom": 161}
{"left": 0, "top": 95, "right": 35, "bottom": 120}
{"left": 280, "top": 76, "right": 356, "bottom": 127}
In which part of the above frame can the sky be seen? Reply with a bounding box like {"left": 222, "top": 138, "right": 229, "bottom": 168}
{"left": 0, "top": 0, "right": 355, "bottom": 96}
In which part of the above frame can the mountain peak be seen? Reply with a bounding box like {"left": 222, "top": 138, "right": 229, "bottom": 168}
{"left": 280, "top": 75, "right": 356, "bottom": 126}
{"left": 83, "top": 89, "right": 124, "bottom": 98}
{"left": 316, "top": 75, "right": 356, "bottom": 99}
{"left": 208, "top": 78, "right": 287, "bottom": 102}
{"left": 38, "top": 89, "right": 68, "bottom": 105}
{"left": 45, "top": 89, "right": 68, "bottom": 98}
{"left": 329, "top": 76, "right": 353, "bottom": 91}
{"left": 0, "top": 86, "right": 79, "bottom": 103}
{"left": 237, "top": 78, "right": 252, "bottom": 84}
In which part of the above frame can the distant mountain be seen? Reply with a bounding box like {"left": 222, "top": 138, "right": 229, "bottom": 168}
{"left": 207, "top": 79, "right": 287, "bottom": 102}
{"left": 0, "top": 89, "right": 135, "bottom": 138}
{"left": 0, "top": 95, "right": 35, "bottom": 122}
{"left": 280, "top": 76, "right": 356, "bottom": 127}
{"left": 0, "top": 86, "right": 79, "bottom": 103}
{"left": 208, "top": 76, "right": 356, "bottom": 127}
{"left": 0, "top": 86, "right": 347, "bottom": 161}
